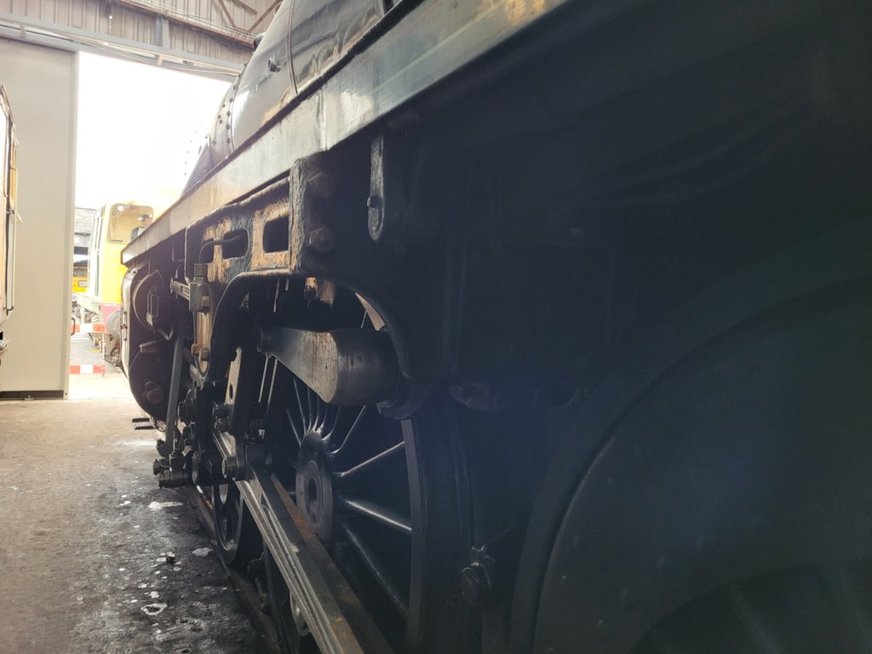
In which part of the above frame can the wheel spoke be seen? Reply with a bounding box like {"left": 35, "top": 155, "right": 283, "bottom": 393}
{"left": 322, "top": 406, "right": 343, "bottom": 445}
{"left": 339, "top": 518, "right": 409, "bottom": 619}
{"left": 326, "top": 405, "right": 339, "bottom": 438}
{"left": 336, "top": 495, "right": 412, "bottom": 535}
{"left": 284, "top": 406, "right": 304, "bottom": 446}
{"left": 316, "top": 391, "right": 326, "bottom": 430}
{"left": 259, "top": 356, "right": 276, "bottom": 405}
{"left": 292, "top": 377, "right": 308, "bottom": 430}
{"left": 329, "top": 406, "right": 370, "bottom": 460}
{"left": 307, "top": 385, "right": 315, "bottom": 431}
{"left": 334, "top": 441, "right": 405, "bottom": 483}
{"left": 270, "top": 328, "right": 467, "bottom": 650}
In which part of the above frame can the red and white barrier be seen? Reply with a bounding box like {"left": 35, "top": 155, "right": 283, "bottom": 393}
{"left": 69, "top": 364, "right": 106, "bottom": 375}
{"left": 70, "top": 323, "right": 106, "bottom": 335}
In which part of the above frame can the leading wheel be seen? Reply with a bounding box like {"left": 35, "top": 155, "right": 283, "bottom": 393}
{"left": 212, "top": 479, "right": 260, "bottom": 566}
{"left": 267, "top": 363, "right": 474, "bottom": 653}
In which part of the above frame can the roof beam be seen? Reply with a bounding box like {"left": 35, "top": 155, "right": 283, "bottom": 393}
{"left": 0, "top": 11, "right": 242, "bottom": 80}
{"left": 113, "top": 0, "right": 254, "bottom": 48}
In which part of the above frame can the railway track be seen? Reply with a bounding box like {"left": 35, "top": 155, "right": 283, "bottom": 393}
{"left": 183, "top": 485, "right": 281, "bottom": 654}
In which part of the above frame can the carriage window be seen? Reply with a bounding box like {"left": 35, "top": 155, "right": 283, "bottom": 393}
{"left": 107, "top": 205, "right": 153, "bottom": 243}
{"left": 91, "top": 210, "right": 103, "bottom": 252}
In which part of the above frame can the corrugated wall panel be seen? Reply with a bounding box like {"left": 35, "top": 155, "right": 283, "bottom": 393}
{"left": 0, "top": 0, "right": 282, "bottom": 68}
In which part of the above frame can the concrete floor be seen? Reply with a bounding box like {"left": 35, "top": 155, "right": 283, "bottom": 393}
{"left": 67, "top": 333, "right": 131, "bottom": 400}
{"left": 0, "top": 384, "right": 266, "bottom": 651}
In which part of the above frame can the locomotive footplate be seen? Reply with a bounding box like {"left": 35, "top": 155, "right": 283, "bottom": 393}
{"left": 235, "top": 459, "right": 393, "bottom": 654}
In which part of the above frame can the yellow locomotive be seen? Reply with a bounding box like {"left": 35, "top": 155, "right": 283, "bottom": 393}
{"left": 71, "top": 265, "right": 88, "bottom": 295}
{"left": 74, "top": 202, "right": 152, "bottom": 364}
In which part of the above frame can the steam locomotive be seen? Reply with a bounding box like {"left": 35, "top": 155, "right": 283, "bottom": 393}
{"left": 121, "top": 1, "right": 872, "bottom": 652}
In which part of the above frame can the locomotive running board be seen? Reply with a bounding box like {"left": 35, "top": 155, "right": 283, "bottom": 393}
{"left": 236, "top": 463, "right": 394, "bottom": 654}
{"left": 122, "top": 0, "right": 581, "bottom": 264}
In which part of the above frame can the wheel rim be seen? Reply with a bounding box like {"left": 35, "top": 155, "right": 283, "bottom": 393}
{"left": 212, "top": 480, "right": 257, "bottom": 565}
{"left": 269, "top": 367, "right": 473, "bottom": 652}
{"left": 264, "top": 543, "right": 317, "bottom": 654}
{"left": 213, "top": 481, "right": 241, "bottom": 555}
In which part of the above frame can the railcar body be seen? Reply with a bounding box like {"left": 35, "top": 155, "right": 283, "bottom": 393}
{"left": 76, "top": 202, "right": 153, "bottom": 364}
{"left": 122, "top": 1, "right": 872, "bottom": 652}
{"left": 0, "top": 85, "right": 18, "bottom": 359}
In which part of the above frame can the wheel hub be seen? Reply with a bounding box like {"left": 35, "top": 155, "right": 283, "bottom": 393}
{"left": 296, "top": 433, "right": 334, "bottom": 542}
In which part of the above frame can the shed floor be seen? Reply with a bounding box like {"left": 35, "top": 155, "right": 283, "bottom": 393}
{"left": 0, "top": 397, "right": 265, "bottom": 653}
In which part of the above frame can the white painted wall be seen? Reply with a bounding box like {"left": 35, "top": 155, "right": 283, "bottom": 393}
{"left": 0, "top": 39, "right": 77, "bottom": 396}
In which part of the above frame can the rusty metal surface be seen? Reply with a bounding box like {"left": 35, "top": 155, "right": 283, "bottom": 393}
{"left": 225, "top": 0, "right": 384, "bottom": 154}
{"left": 259, "top": 327, "right": 399, "bottom": 406}
{"left": 290, "top": 0, "right": 383, "bottom": 93}
{"left": 123, "top": 0, "right": 570, "bottom": 264}
{"left": 184, "top": 176, "right": 291, "bottom": 283}
{"left": 228, "top": 0, "right": 294, "bottom": 151}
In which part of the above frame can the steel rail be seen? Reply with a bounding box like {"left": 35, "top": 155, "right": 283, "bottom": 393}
{"left": 122, "top": 0, "right": 573, "bottom": 264}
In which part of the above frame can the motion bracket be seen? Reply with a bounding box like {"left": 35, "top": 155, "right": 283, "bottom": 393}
{"left": 258, "top": 327, "right": 399, "bottom": 407}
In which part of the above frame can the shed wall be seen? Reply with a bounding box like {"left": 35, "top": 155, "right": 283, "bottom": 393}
{"left": 0, "top": 38, "right": 77, "bottom": 396}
